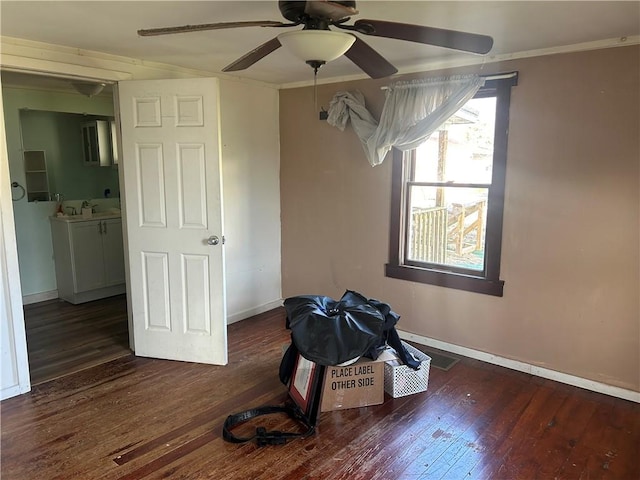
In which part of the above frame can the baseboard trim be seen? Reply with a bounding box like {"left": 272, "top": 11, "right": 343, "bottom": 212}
{"left": 22, "top": 290, "right": 58, "bottom": 305}
{"left": 398, "top": 330, "right": 640, "bottom": 404}
{"left": 227, "top": 299, "right": 283, "bottom": 325}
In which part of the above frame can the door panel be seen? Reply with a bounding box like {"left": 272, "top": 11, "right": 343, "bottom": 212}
{"left": 182, "top": 254, "right": 211, "bottom": 334}
{"left": 177, "top": 144, "right": 207, "bottom": 229}
{"left": 142, "top": 251, "right": 171, "bottom": 331}
{"left": 118, "top": 78, "right": 226, "bottom": 365}
{"left": 137, "top": 144, "right": 166, "bottom": 227}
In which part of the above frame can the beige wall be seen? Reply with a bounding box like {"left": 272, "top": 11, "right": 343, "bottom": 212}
{"left": 219, "top": 79, "right": 282, "bottom": 323}
{"left": 280, "top": 46, "right": 639, "bottom": 392}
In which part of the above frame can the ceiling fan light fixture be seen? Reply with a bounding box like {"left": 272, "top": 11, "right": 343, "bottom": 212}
{"left": 278, "top": 30, "right": 355, "bottom": 63}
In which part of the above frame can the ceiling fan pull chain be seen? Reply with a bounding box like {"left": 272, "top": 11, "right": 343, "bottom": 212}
{"left": 313, "top": 69, "right": 318, "bottom": 113}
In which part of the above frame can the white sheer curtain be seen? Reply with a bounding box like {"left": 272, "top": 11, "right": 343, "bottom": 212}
{"left": 327, "top": 75, "right": 485, "bottom": 167}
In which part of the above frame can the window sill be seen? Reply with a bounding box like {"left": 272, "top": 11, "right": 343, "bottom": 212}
{"left": 385, "top": 264, "right": 504, "bottom": 297}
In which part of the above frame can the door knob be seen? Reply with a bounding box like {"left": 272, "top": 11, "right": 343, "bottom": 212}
{"left": 207, "top": 235, "right": 220, "bottom": 246}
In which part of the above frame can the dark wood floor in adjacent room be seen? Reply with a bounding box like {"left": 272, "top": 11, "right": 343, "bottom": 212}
{"left": 23, "top": 295, "right": 130, "bottom": 385}
{"left": 2, "top": 304, "right": 639, "bottom": 479}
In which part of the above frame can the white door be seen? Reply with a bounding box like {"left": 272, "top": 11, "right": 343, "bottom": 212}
{"left": 118, "top": 78, "right": 227, "bottom": 365}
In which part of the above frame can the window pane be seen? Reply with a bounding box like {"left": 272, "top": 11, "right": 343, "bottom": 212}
{"left": 413, "top": 97, "right": 496, "bottom": 185}
{"left": 407, "top": 186, "right": 488, "bottom": 271}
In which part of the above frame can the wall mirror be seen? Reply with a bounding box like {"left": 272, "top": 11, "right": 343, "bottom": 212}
{"left": 19, "top": 109, "right": 120, "bottom": 202}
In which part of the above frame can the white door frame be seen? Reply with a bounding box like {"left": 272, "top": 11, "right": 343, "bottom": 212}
{"left": 0, "top": 83, "right": 31, "bottom": 400}
{"left": 0, "top": 68, "right": 131, "bottom": 399}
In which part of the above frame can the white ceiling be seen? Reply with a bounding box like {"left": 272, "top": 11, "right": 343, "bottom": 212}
{"left": 1, "top": 1, "right": 639, "bottom": 87}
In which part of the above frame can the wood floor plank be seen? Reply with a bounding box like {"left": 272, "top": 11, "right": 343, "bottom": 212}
{"left": 2, "top": 298, "right": 639, "bottom": 480}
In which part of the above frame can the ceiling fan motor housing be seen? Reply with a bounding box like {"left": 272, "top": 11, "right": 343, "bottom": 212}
{"left": 278, "top": 1, "right": 357, "bottom": 23}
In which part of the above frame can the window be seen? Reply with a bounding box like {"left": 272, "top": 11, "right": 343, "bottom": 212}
{"left": 386, "top": 75, "right": 517, "bottom": 296}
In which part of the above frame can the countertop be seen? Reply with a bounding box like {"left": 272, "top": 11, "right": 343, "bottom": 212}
{"left": 50, "top": 212, "right": 122, "bottom": 223}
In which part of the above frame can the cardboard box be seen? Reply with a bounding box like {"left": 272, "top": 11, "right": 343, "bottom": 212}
{"left": 320, "top": 357, "right": 384, "bottom": 412}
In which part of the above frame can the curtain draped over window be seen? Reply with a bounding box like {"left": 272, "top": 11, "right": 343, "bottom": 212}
{"left": 327, "top": 74, "right": 485, "bottom": 167}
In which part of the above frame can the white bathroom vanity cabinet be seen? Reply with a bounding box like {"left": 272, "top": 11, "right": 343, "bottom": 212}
{"left": 50, "top": 214, "right": 126, "bottom": 304}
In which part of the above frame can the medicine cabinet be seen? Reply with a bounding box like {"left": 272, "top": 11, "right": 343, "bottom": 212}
{"left": 81, "top": 120, "right": 115, "bottom": 166}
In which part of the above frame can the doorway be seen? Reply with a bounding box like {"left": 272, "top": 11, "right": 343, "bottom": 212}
{"left": 2, "top": 70, "right": 131, "bottom": 384}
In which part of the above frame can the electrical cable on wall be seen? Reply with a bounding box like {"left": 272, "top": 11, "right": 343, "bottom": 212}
{"left": 11, "top": 181, "right": 25, "bottom": 201}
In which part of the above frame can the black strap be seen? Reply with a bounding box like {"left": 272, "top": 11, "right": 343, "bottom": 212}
{"left": 386, "top": 328, "right": 421, "bottom": 370}
{"left": 222, "top": 403, "right": 315, "bottom": 446}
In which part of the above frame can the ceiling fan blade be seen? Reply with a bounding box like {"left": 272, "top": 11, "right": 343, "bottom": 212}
{"left": 222, "top": 37, "right": 282, "bottom": 72}
{"left": 354, "top": 19, "right": 493, "bottom": 55}
{"left": 344, "top": 36, "right": 398, "bottom": 79}
{"left": 138, "top": 20, "right": 285, "bottom": 37}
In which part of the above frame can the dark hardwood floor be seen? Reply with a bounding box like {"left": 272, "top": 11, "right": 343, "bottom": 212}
{"left": 23, "top": 295, "right": 130, "bottom": 385}
{"left": 2, "top": 305, "right": 639, "bottom": 479}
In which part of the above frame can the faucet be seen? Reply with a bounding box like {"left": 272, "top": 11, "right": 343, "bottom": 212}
{"left": 82, "top": 200, "right": 97, "bottom": 213}
{"left": 66, "top": 206, "right": 77, "bottom": 215}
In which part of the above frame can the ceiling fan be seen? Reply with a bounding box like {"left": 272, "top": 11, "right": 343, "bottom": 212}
{"left": 138, "top": 1, "right": 494, "bottom": 79}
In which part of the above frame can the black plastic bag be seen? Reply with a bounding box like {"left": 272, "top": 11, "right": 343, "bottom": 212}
{"left": 284, "top": 292, "right": 385, "bottom": 366}
{"left": 283, "top": 290, "right": 420, "bottom": 371}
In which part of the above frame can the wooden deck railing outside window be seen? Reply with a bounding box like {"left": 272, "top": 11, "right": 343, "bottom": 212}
{"left": 410, "top": 200, "right": 487, "bottom": 264}
{"left": 409, "top": 206, "right": 447, "bottom": 264}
